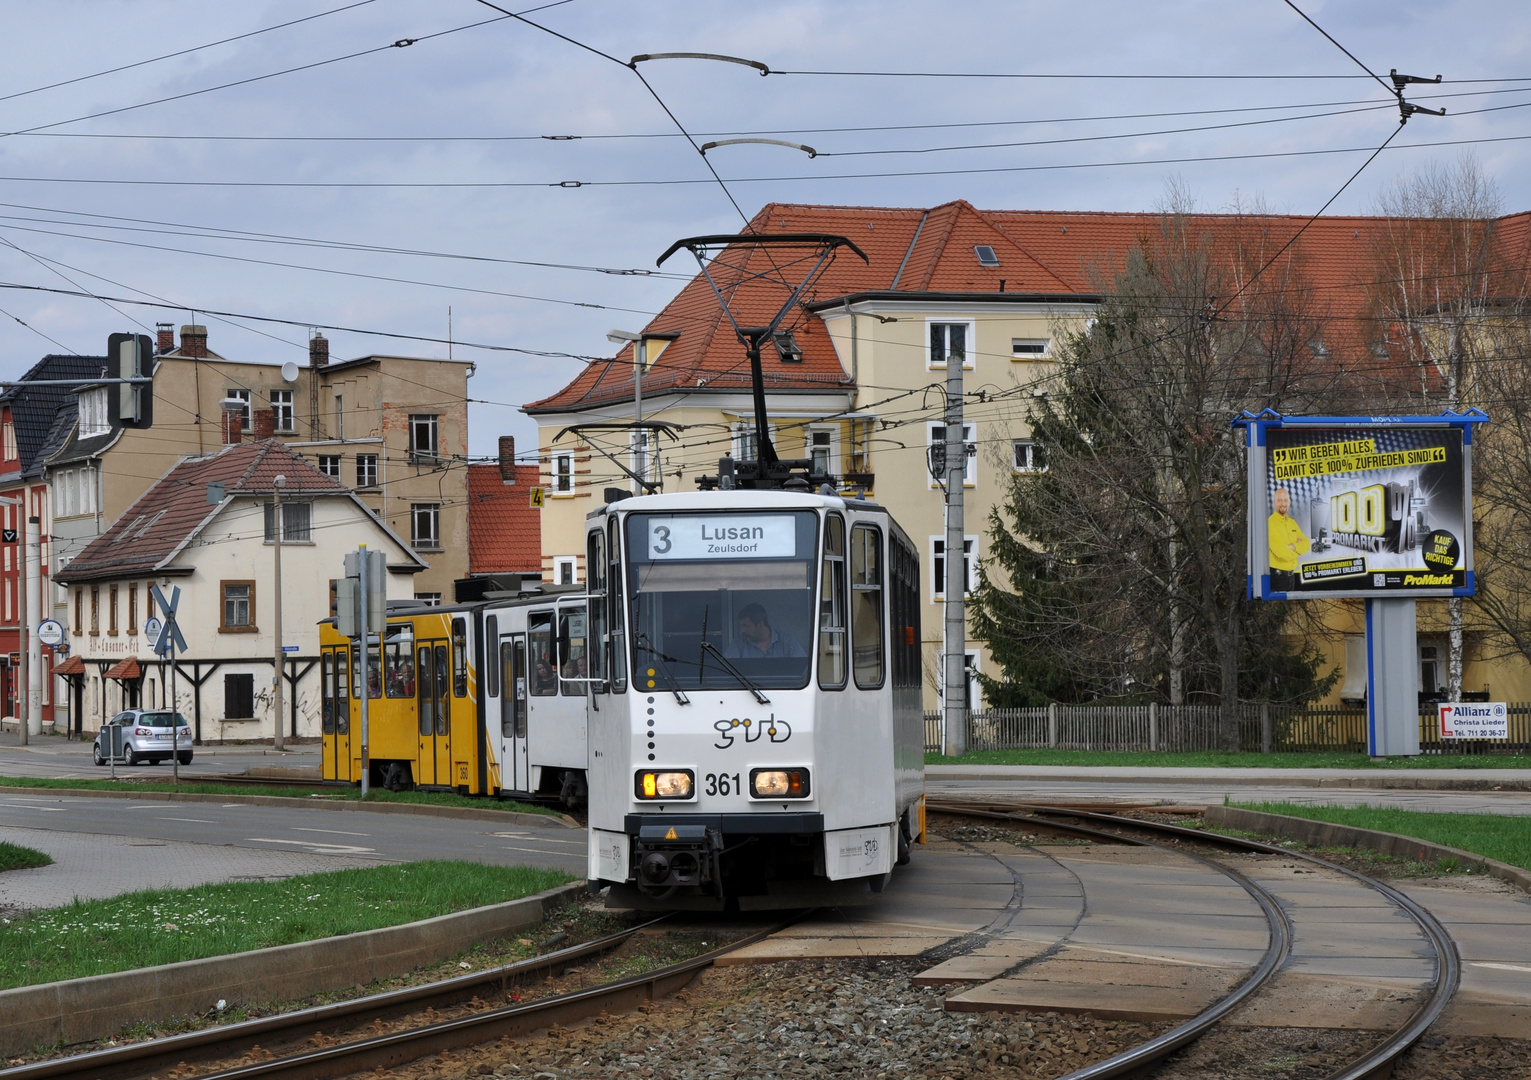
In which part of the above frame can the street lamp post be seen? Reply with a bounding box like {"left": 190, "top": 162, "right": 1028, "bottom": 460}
{"left": 607, "top": 329, "right": 647, "bottom": 488}
{"left": 272, "top": 475, "right": 285, "bottom": 751}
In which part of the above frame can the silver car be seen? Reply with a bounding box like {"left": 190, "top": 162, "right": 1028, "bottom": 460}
{"left": 93, "top": 709, "right": 194, "bottom": 766}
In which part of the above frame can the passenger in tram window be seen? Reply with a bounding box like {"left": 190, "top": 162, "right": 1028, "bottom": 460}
{"left": 562, "top": 653, "right": 588, "bottom": 679}
{"left": 724, "top": 603, "right": 807, "bottom": 659}
{"left": 401, "top": 658, "right": 415, "bottom": 698}
{"left": 534, "top": 655, "right": 557, "bottom": 695}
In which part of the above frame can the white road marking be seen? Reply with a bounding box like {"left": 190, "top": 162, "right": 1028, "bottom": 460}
{"left": 159, "top": 817, "right": 216, "bottom": 824}
{"left": 1471, "top": 961, "right": 1531, "bottom": 974}
{"left": 291, "top": 826, "right": 370, "bottom": 837}
{"left": 0, "top": 802, "right": 65, "bottom": 812}
{"left": 489, "top": 831, "right": 585, "bottom": 847}
{"left": 246, "top": 837, "right": 377, "bottom": 855}
{"left": 501, "top": 844, "right": 583, "bottom": 858}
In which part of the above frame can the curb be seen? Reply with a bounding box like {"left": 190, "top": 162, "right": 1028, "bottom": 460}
{"left": 0, "top": 786, "right": 580, "bottom": 829}
{"left": 1203, "top": 805, "right": 1531, "bottom": 895}
{"left": 925, "top": 766, "right": 1531, "bottom": 792}
{"left": 0, "top": 881, "right": 585, "bottom": 1058}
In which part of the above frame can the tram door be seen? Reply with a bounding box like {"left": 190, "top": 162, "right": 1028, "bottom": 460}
{"left": 416, "top": 641, "right": 451, "bottom": 786}
{"left": 323, "top": 648, "right": 353, "bottom": 781}
{"left": 500, "top": 634, "right": 529, "bottom": 792}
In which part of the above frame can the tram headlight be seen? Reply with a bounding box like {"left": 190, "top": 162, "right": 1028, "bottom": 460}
{"left": 634, "top": 770, "right": 694, "bottom": 800}
{"left": 750, "top": 768, "right": 811, "bottom": 799}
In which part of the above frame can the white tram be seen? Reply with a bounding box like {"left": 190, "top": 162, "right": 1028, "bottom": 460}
{"left": 584, "top": 488, "right": 925, "bottom": 909}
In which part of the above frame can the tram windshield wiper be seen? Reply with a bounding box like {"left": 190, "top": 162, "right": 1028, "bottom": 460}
{"left": 698, "top": 639, "right": 771, "bottom": 705}
{"left": 634, "top": 634, "right": 690, "bottom": 705}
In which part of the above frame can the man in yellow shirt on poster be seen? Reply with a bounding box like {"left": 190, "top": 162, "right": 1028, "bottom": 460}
{"left": 1268, "top": 487, "right": 1310, "bottom": 592}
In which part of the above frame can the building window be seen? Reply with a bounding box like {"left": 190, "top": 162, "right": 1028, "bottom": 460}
{"left": 79, "top": 388, "right": 110, "bottom": 437}
{"left": 409, "top": 414, "right": 439, "bottom": 463}
{"left": 1, "top": 421, "right": 14, "bottom": 461}
{"left": 317, "top": 455, "right": 341, "bottom": 479}
{"left": 927, "top": 423, "right": 977, "bottom": 487}
{"left": 414, "top": 592, "right": 442, "bottom": 606}
{"left": 333, "top": 395, "right": 344, "bottom": 440}
{"left": 224, "top": 673, "right": 255, "bottom": 719}
{"left": 931, "top": 536, "right": 979, "bottom": 599}
{"left": 221, "top": 580, "right": 255, "bottom": 631}
{"left": 264, "top": 501, "right": 312, "bottom": 542}
{"left": 53, "top": 465, "right": 98, "bottom": 518}
{"left": 226, "top": 389, "right": 251, "bottom": 429}
{"left": 806, "top": 427, "right": 838, "bottom": 476}
{"left": 928, "top": 321, "right": 973, "bottom": 370}
{"left": 772, "top": 329, "right": 803, "bottom": 363}
{"left": 1012, "top": 439, "right": 1046, "bottom": 472}
{"left": 128, "top": 583, "right": 138, "bottom": 635}
{"left": 411, "top": 503, "right": 440, "bottom": 548}
{"left": 73, "top": 588, "right": 82, "bottom": 635}
{"left": 356, "top": 454, "right": 378, "bottom": 489}
{"left": 270, "top": 390, "right": 294, "bottom": 433}
{"left": 552, "top": 452, "right": 573, "bottom": 494}
{"left": 90, "top": 585, "right": 99, "bottom": 634}
{"left": 553, "top": 556, "right": 577, "bottom": 585}
{"left": 1012, "top": 338, "right": 1050, "bottom": 360}
{"left": 108, "top": 584, "right": 119, "bottom": 635}
{"left": 629, "top": 430, "right": 655, "bottom": 489}
{"left": 731, "top": 422, "right": 776, "bottom": 463}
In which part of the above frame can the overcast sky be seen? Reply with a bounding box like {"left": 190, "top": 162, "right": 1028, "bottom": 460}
{"left": 0, "top": 1, "right": 1526, "bottom": 456}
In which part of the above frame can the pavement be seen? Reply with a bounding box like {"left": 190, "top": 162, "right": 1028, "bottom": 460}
{"left": 0, "top": 728, "right": 322, "bottom": 781}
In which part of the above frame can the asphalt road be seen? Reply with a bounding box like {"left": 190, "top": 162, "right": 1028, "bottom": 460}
{"left": 0, "top": 731, "right": 322, "bottom": 781}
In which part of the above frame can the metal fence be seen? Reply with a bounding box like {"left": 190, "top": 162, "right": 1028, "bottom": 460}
{"left": 924, "top": 702, "right": 1531, "bottom": 755}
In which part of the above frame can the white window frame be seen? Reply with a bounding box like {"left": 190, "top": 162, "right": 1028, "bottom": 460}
{"left": 1011, "top": 338, "right": 1051, "bottom": 360}
{"left": 629, "top": 429, "right": 656, "bottom": 490}
{"left": 552, "top": 452, "right": 574, "bottom": 495}
{"left": 411, "top": 503, "right": 441, "bottom": 548}
{"left": 553, "top": 555, "right": 578, "bottom": 585}
{"left": 270, "top": 389, "right": 294, "bottom": 433}
{"left": 413, "top": 592, "right": 443, "bottom": 607}
{"left": 926, "top": 319, "right": 975, "bottom": 371}
{"left": 356, "top": 453, "right": 378, "bottom": 489}
{"left": 731, "top": 421, "right": 776, "bottom": 463}
{"left": 927, "top": 423, "right": 977, "bottom": 488}
{"left": 79, "top": 388, "right": 110, "bottom": 438}
{"left": 936, "top": 650, "right": 983, "bottom": 711}
{"left": 1012, "top": 439, "right": 1045, "bottom": 473}
{"left": 804, "top": 425, "right": 840, "bottom": 476}
{"left": 409, "top": 414, "right": 439, "bottom": 463}
{"left": 930, "top": 535, "right": 979, "bottom": 601}
{"left": 226, "top": 389, "right": 251, "bottom": 429}
{"left": 317, "top": 454, "right": 341, "bottom": 479}
{"left": 2, "top": 421, "right": 15, "bottom": 461}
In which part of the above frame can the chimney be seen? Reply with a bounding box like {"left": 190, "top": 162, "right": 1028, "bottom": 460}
{"left": 309, "top": 332, "right": 329, "bottom": 367}
{"left": 498, "top": 436, "right": 516, "bottom": 484}
{"left": 180, "top": 324, "right": 208, "bottom": 358}
{"left": 156, "top": 323, "right": 175, "bottom": 355}
{"left": 253, "top": 406, "right": 275, "bottom": 439}
{"left": 220, "top": 398, "right": 244, "bottom": 444}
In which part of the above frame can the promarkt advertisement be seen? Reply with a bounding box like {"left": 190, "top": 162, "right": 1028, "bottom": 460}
{"left": 1239, "top": 416, "right": 1482, "bottom": 600}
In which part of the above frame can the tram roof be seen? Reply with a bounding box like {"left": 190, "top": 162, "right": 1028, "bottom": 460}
{"left": 587, "top": 489, "right": 888, "bottom": 518}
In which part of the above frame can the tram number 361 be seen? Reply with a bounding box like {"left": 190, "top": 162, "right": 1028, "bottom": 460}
{"left": 704, "top": 772, "right": 742, "bottom": 796}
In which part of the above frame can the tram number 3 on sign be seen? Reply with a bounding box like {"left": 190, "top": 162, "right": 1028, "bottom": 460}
{"left": 1439, "top": 702, "right": 1508, "bottom": 739}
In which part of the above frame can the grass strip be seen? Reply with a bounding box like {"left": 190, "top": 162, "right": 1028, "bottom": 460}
{"left": 0, "top": 860, "right": 575, "bottom": 991}
{"left": 0, "top": 775, "right": 558, "bottom": 815}
{"left": 1230, "top": 801, "right": 1531, "bottom": 871}
{"left": 0, "top": 841, "right": 53, "bottom": 872}
{"left": 926, "top": 748, "right": 1531, "bottom": 768}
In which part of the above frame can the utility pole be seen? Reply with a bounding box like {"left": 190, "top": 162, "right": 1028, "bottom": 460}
{"left": 26, "top": 515, "right": 40, "bottom": 738}
{"left": 14, "top": 500, "right": 28, "bottom": 746}
{"left": 608, "top": 329, "right": 649, "bottom": 490}
{"left": 357, "top": 544, "right": 370, "bottom": 796}
{"left": 943, "top": 350, "right": 968, "bottom": 758}
{"left": 272, "top": 475, "right": 285, "bottom": 751}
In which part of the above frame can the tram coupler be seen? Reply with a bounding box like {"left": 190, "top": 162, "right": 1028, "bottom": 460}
{"left": 634, "top": 824, "right": 723, "bottom": 894}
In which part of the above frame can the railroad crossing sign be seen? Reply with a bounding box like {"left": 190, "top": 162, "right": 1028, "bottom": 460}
{"left": 529, "top": 486, "right": 546, "bottom": 509}
{"left": 148, "top": 585, "right": 189, "bottom": 657}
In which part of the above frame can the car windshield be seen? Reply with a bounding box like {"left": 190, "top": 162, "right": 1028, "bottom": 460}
{"left": 624, "top": 510, "right": 817, "bottom": 690}
{"left": 140, "top": 711, "right": 188, "bottom": 728}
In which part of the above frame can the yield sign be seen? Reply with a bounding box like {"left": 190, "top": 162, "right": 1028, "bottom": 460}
{"left": 149, "top": 584, "right": 189, "bottom": 656}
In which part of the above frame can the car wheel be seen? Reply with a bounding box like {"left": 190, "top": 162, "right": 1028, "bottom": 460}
{"left": 177, "top": 753, "right": 192, "bottom": 765}
{"left": 93, "top": 744, "right": 105, "bottom": 766}
{"left": 124, "top": 744, "right": 139, "bottom": 766}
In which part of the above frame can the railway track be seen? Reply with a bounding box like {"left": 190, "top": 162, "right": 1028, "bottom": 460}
{"left": 928, "top": 800, "right": 1460, "bottom": 1080}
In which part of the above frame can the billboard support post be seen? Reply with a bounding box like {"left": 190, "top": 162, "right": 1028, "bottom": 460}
{"left": 1366, "top": 597, "right": 1420, "bottom": 758}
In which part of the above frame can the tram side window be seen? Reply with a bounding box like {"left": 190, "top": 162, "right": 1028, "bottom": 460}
{"left": 321, "top": 653, "right": 335, "bottom": 734}
{"left": 354, "top": 642, "right": 381, "bottom": 699}
{"left": 559, "top": 608, "right": 588, "bottom": 695}
{"left": 434, "top": 645, "right": 450, "bottom": 735}
{"left": 851, "top": 524, "right": 885, "bottom": 688}
{"left": 417, "top": 646, "right": 433, "bottom": 736}
{"left": 891, "top": 537, "right": 921, "bottom": 690}
{"left": 335, "top": 649, "right": 350, "bottom": 732}
{"left": 529, "top": 613, "right": 557, "bottom": 696}
{"left": 383, "top": 624, "right": 415, "bottom": 698}
{"left": 608, "top": 518, "right": 627, "bottom": 693}
{"left": 484, "top": 615, "right": 499, "bottom": 698}
{"left": 586, "top": 529, "right": 607, "bottom": 685}
{"left": 819, "top": 513, "right": 847, "bottom": 690}
{"left": 452, "top": 618, "right": 468, "bottom": 697}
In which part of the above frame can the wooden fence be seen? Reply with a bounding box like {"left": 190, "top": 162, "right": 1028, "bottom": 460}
{"left": 923, "top": 702, "right": 1531, "bottom": 755}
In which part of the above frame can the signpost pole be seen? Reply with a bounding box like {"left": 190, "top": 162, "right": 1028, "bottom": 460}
{"left": 272, "top": 476, "right": 285, "bottom": 752}
{"left": 358, "top": 545, "right": 370, "bottom": 797}
{"left": 1365, "top": 598, "right": 1420, "bottom": 758}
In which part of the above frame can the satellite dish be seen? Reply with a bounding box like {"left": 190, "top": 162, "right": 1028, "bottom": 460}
{"left": 280, "top": 361, "right": 300, "bottom": 383}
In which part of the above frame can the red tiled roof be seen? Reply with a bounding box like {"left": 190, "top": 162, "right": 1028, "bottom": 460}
{"left": 528, "top": 199, "right": 1531, "bottom": 413}
{"left": 467, "top": 463, "right": 541, "bottom": 574}
{"left": 54, "top": 656, "right": 86, "bottom": 676}
{"left": 104, "top": 657, "right": 141, "bottom": 680}
{"left": 56, "top": 440, "right": 345, "bottom": 584}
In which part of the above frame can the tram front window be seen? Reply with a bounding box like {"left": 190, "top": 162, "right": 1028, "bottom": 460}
{"left": 625, "top": 511, "right": 817, "bottom": 690}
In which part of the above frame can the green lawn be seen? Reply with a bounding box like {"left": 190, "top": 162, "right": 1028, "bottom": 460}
{"left": 0, "top": 841, "right": 52, "bottom": 872}
{"left": 926, "top": 749, "right": 1531, "bottom": 768}
{"left": 0, "top": 775, "right": 559, "bottom": 815}
{"left": 1230, "top": 801, "right": 1531, "bottom": 871}
{"left": 0, "top": 861, "right": 575, "bottom": 990}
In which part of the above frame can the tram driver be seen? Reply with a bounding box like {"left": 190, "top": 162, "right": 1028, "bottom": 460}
{"left": 724, "top": 603, "right": 807, "bottom": 660}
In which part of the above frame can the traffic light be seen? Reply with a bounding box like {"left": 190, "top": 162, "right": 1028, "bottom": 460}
{"left": 107, "top": 333, "right": 154, "bottom": 429}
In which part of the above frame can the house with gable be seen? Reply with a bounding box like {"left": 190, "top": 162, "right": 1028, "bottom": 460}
{"left": 53, "top": 437, "right": 425, "bottom": 742}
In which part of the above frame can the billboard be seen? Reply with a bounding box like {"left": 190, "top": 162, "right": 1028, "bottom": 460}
{"left": 1237, "top": 412, "right": 1487, "bottom": 600}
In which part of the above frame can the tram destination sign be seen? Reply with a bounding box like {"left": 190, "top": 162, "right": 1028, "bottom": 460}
{"left": 1236, "top": 412, "right": 1486, "bottom": 601}
{"left": 647, "top": 514, "right": 796, "bottom": 560}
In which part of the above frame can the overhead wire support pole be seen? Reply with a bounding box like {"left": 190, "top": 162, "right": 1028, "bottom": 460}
{"left": 943, "top": 361, "right": 967, "bottom": 758}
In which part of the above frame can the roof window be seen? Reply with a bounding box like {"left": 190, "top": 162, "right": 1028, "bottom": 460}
{"left": 974, "top": 245, "right": 999, "bottom": 267}
{"left": 773, "top": 329, "right": 803, "bottom": 363}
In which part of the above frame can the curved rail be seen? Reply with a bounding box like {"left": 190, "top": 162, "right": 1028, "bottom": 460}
{"left": 930, "top": 801, "right": 1461, "bottom": 1080}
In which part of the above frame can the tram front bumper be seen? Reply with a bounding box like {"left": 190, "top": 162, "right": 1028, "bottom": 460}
{"left": 634, "top": 824, "right": 721, "bottom": 891}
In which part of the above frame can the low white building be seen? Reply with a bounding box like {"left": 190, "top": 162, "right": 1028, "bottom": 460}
{"left": 54, "top": 438, "right": 425, "bottom": 742}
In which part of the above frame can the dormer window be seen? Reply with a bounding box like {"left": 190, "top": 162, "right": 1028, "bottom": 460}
{"left": 974, "top": 245, "right": 999, "bottom": 267}
{"left": 79, "top": 387, "right": 110, "bottom": 438}
{"left": 773, "top": 329, "right": 803, "bottom": 363}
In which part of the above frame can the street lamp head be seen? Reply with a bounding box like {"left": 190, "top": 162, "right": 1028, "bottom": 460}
{"left": 606, "top": 329, "right": 641, "bottom": 344}
{"left": 273, "top": 474, "right": 286, "bottom": 489}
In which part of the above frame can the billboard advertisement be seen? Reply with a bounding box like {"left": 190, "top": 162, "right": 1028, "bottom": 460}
{"left": 1238, "top": 413, "right": 1485, "bottom": 600}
